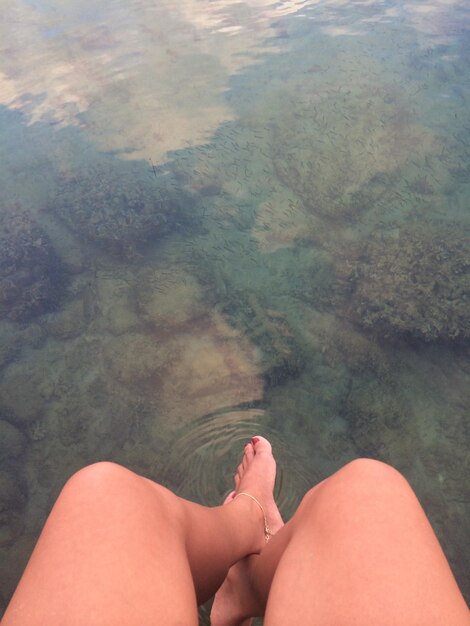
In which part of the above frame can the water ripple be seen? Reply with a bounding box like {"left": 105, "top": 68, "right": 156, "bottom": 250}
{"left": 164, "top": 406, "right": 321, "bottom": 519}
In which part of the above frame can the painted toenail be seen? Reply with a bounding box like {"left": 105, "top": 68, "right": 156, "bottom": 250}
{"left": 251, "top": 437, "right": 259, "bottom": 444}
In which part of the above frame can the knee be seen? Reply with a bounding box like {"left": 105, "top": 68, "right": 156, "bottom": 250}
{"left": 63, "top": 461, "right": 134, "bottom": 497}
{"left": 302, "top": 458, "right": 411, "bottom": 510}
{"left": 338, "top": 457, "right": 408, "bottom": 488}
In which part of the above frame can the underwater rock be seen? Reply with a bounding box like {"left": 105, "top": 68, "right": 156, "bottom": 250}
{"left": 54, "top": 391, "right": 97, "bottom": 448}
{"left": 0, "top": 206, "right": 66, "bottom": 322}
{"left": 135, "top": 266, "right": 210, "bottom": 328}
{"left": 270, "top": 84, "right": 434, "bottom": 222}
{"left": 152, "top": 313, "right": 263, "bottom": 428}
{"left": 221, "top": 289, "right": 302, "bottom": 382}
{"left": 347, "top": 224, "right": 470, "bottom": 342}
{"left": 51, "top": 162, "right": 189, "bottom": 258}
{"left": 0, "top": 470, "right": 23, "bottom": 513}
{"left": 252, "top": 194, "right": 313, "bottom": 253}
{"left": 342, "top": 381, "right": 416, "bottom": 470}
{"left": 18, "top": 323, "right": 44, "bottom": 348}
{"left": 0, "top": 358, "right": 52, "bottom": 426}
{"left": 0, "top": 323, "right": 20, "bottom": 370}
{"left": 41, "top": 297, "right": 89, "bottom": 340}
{"left": 0, "top": 420, "right": 26, "bottom": 461}
{"left": 314, "top": 315, "right": 392, "bottom": 377}
{"left": 85, "top": 271, "right": 142, "bottom": 336}
{"left": 103, "top": 332, "right": 167, "bottom": 387}
{"left": 0, "top": 470, "right": 26, "bottom": 549}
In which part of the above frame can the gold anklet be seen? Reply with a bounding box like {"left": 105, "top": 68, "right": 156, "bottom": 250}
{"left": 235, "top": 492, "right": 274, "bottom": 542}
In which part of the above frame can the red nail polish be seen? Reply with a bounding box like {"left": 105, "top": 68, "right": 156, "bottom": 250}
{"left": 251, "top": 437, "right": 259, "bottom": 445}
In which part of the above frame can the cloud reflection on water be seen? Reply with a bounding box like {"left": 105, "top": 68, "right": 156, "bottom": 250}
{"left": 0, "top": 0, "right": 298, "bottom": 161}
{"left": 1, "top": 0, "right": 468, "bottom": 163}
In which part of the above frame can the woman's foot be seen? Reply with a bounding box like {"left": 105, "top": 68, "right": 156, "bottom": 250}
{"left": 233, "top": 437, "right": 283, "bottom": 543}
{"left": 211, "top": 436, "right": 284, "bottom": 626}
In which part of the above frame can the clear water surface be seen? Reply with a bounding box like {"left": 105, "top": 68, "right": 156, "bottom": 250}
{"left": 0, "top": 0, "right": 469, "bottom": 618}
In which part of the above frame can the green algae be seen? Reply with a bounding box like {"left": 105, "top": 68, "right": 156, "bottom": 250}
{"left": 0, "top": 206, "right": 67, "bottom": 322}
{"left": 348, "top": 222, "right": 470, "bottom": 342}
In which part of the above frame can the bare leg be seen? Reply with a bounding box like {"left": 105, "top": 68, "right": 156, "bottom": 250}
{"left": 1, "top": 437, "right": 278, "bottom": 626}
{"left": 215, "top": 458, "right": 470, "bottom": 626}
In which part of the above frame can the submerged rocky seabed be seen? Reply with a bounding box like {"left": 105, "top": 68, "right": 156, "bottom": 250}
{"left": 1, "top": 5, "right": 470, "bottom": 616}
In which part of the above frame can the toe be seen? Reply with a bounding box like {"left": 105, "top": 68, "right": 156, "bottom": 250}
{"left": 244, "top": 442, "right": 255, "bottom": 464}
{"left": 242, "top": 442, "right": 253, "bottom": 471}
{"left": 251, "top": 435, "right": 272, "bottom": 455}
{"left": 242, "top": 453, "right": 248, "bottom": 472}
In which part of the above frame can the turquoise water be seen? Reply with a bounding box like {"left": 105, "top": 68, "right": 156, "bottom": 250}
{"left": 0, "top": 0, "right": 469, "bottom": 617}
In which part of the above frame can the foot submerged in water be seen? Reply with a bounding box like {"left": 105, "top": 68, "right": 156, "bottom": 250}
{"left": 211, "top": 436, "right": 284, "bottom": 626}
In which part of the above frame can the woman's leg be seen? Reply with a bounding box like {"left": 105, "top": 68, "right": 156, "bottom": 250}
{"left": 213, "top": 458, "right": 469, "bottom": 626}
{"left": 1, "top": 437, "right": 278, "bottom": 626}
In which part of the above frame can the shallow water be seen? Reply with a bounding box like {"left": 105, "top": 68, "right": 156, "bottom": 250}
{"left": 0, "top": 0, "right": 469, "bottom": 617}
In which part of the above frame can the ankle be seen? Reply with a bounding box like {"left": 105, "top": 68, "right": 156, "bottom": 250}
{"left": 228, "top": 496, "right": 265, "bottom": 555}
{"left": 235, "top": 493, "right": 273, "bottom": 543}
